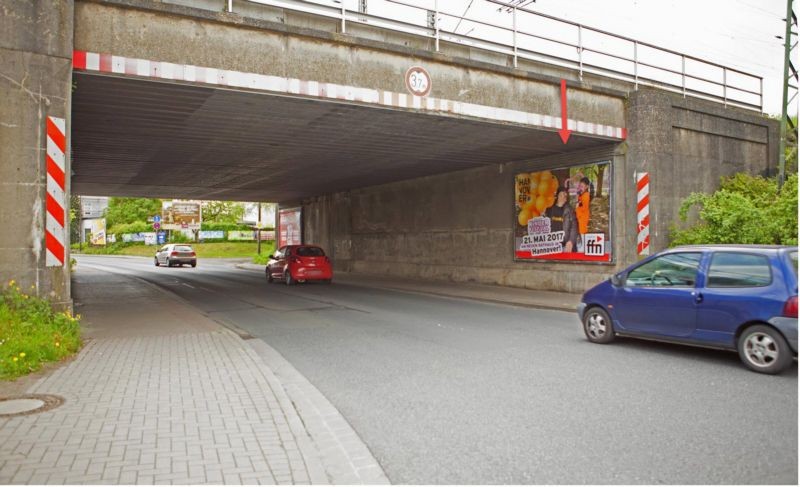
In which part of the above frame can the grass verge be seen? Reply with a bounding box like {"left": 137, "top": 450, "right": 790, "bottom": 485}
{"left": 72, "top": 241, "right": 275, "bottom": 260}
{"left": 0, "top": 281, "right": 82, "bottom": 381}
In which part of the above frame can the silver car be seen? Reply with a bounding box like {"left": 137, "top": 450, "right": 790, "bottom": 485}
{"left": 154, "top": 244, "right": 197, "bottom": 267}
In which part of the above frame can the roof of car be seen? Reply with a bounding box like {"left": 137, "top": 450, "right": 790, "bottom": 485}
{"left": 668, "top": 244, "right": 794, "bottom": 253}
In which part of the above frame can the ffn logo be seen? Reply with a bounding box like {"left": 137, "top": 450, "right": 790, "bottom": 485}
{"left": 583, "top": 234, "right": 605, "bottom": 256}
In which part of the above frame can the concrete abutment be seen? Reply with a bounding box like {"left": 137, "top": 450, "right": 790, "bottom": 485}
{"left": 0, "top": 0, "right": 74, "bottom": 308}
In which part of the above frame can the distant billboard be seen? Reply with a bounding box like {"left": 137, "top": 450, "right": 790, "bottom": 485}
{"left": 162, "top": 200, "right": 201, "bottom": 230}
{"left": 90, "top": 218, "right": 106, "bottom": 246}
{"left": 278, "top": 208, "right": 302, "bottom": 247}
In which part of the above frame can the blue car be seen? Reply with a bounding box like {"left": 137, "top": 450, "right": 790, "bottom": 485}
{"left": 578, "top": 245, "right": 798, "bottom": 374}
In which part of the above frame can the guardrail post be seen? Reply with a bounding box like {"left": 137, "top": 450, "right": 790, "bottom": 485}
{"left": 578, "top": 24, "right": 583, "bottom": 80}
{"left": 513, "top": 7, "right": 518, "bottom": 68}
{"left": 634, "top": 41, "right": 638, "bottom": 89}
{"left": 723, "top": 68, "right": 727, "bottom": 106}
{"left": 760, "top": 77, "right": 764, "bottom": 113}
{"left": 341, "top": 1, "right": 346, "bottom": 33}
{"left": 227, "top": 0, "right": 232, "bottom": 13}
{"left": 681, "top": 55, "right": 686, "bottom": 98}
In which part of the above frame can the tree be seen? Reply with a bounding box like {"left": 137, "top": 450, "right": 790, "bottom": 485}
{"left": 201, "top": 201, "right": 245, "bottom": 224}
{"left": 104, "top": 197, "right": 162, "bottom": 230}
{"left": 670, "top": 173, "right": 798, "bottom": 246}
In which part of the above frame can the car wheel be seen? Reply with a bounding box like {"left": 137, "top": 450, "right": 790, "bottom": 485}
{"left": 285, "top": 269, "right": 295, "bottom": 286}
{"left": 154, "top": 257, "right": 160, "bottom": 267}
{"left": 582, "top": 306, "right": 615, "bottom": 344}
{"left": 167, "top": 259, "right": 172, "bottom": 267}
{"left": 737, "top": 325, "right": 792, "bottom": 374}
{"left": 191, "top": 261, "right": 197, "bottom": 268}
{"left": 266, "top": 268, "right": 273, "bottom": 283}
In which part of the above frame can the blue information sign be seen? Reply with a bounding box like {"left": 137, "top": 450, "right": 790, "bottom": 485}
{"left": 153, "top": 215, "right": 162, "bottom": 223}
{"left": 157, "top": 231, "right": 166, "bottom": 244}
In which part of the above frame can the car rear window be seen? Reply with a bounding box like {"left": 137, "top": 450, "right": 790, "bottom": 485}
{"left": 296, "top": 247, "right": 325, "bottom": 257}
{"left": 175, "top": 245, "right": 193, "bottom": 252}
{"left": 790, "top": 251, "right": 798, "bottom": 277}
{"left": 707, "top": 252, "right": 772, "bottom": 287}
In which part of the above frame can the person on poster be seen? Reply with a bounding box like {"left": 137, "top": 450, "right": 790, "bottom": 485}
{"left": 576, "top": 176, "right": 591, "bottom": 236}
{"left": 544, "top": 188, "right": 578, "bottom": 253}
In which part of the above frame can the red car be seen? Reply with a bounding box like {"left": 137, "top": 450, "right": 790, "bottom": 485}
{"left": 266, "top": 245, "right": 333, "bottom": 285}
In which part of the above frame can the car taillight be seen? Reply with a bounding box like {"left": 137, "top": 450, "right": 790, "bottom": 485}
{"left": 189, "top": 252, "right": 196, "bottom": 257}
{"left": 783, "top": 296, "right": 798, "bottom": 318}
{"left": 170, "top": 251, "right": 178, "bottom": 256}
{"left": 324, "top": 256, "right": 330, "bottom": 263}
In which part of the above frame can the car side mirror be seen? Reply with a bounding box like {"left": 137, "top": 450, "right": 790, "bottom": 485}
{"left": 610, "top": 273, "right": 625, "bottom": 287}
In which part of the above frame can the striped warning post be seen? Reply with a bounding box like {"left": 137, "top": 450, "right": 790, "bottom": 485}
{"left": 636, "top": 172, "right": 650, "bottom": 257}
{"left": 45, "top": 116, "right": 67, "bottom": 267}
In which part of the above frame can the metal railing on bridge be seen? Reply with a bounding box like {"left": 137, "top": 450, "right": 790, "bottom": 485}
{"left": 228, "top": 0, "right": 763, "bottom": 111}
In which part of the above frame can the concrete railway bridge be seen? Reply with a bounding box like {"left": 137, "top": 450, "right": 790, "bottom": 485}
{"left": 1, "top": 0, "right": 779, "bottom": 307}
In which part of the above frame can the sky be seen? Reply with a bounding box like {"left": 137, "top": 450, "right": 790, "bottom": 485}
{"left": 334, "top": 0, "right": 792, "bottom": 115}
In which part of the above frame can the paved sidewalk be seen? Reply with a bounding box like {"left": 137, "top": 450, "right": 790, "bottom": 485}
{"left": 0, "top": 265, "right": 388, "bottom": 485}
{"left": 237, "top": 263, "right": 583, "bottom": 312}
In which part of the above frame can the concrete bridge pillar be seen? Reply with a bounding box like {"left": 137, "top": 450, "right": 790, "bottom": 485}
{"left": 0, "top": 0, "right": 74, "bottom": 308}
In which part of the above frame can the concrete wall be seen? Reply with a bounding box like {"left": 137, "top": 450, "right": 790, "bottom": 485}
{"left": 627, "top": 88, "right": 779, "bottom": 251}
{"left": 303, "top": 88, "right": 779, "bottom": 293}
{"left": 74, "top": 0, "right": 625, "bottom": 128}
{"left": 0, "top": 0, "right": 74, "bottom": 307}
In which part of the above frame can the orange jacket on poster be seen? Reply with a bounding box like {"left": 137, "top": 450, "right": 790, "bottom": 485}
{"left": 576, "top": 191, "right": 590, "bottom": 234}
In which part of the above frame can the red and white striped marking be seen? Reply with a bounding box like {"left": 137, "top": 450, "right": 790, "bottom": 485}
{"left": 72, "top": 50, "right": 627, "bottom": 141}
{"left": 636, "top": 172, "right": 650, "bottom": 257}
{"left": 45, "top": 116, "right": 67, "bottom": 267}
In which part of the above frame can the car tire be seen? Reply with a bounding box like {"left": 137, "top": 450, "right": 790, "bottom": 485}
{"left": 582, "top": 306, "right": 615, "bottom": 344}
{"left": 191, "top": 261, "right": 197, "bottom": 268}
{"left": 266, "top": 268, "right": 273, "bottom": 283}
{"left": 154, "top": 257, "right": 160, "bottom": 267}
{"left": 285, "top": 269, "right": 295, "bottom": 286}
{"left": 737, "top": 324, "right": 793, "bottom": 375}
{"left": 167, "top": 259, "right": 172, "bottom": 267}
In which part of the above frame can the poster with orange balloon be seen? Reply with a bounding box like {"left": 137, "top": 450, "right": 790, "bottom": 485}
{"left": 515, "top": 161, "right": 612, "bottom": 262}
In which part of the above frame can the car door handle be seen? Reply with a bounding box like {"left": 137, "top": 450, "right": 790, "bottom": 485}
{"left": 693, "top": 292, "right": 704, "bottom": 304}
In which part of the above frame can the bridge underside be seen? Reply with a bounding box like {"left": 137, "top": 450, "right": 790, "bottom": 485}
{"left": 72, "top": 73, "right": 614, "bottom": 202}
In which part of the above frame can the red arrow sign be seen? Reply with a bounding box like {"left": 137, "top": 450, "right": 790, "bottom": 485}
{"left": 558, "top": 79, "right": 571, "bottom": 144}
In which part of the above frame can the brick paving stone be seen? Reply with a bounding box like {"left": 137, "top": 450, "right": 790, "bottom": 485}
{"left": 0, "top": 268, "right": 389, "bottom": 485}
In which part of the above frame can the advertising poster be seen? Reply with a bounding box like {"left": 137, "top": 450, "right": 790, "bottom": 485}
{"left": 514, "top": 161, "right": 612, "bottom": 262}
{"left": 162, "top": 200, "right": 202, "bottom": 230}
{"left": 278, "top": 208, "right": 302, "bottom": 247}
{"left": 90, "top": 218, "right": 106, "bottom": 246}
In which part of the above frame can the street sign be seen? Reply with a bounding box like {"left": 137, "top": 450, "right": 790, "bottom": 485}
{"left": 157, "top": 232, "right": 166, "bottom": 245}
{"left": 153, "top": 215, "right": 162, "bottom": 223}
{"left": 153, "top": 222, "right": 161, "bottom": 230}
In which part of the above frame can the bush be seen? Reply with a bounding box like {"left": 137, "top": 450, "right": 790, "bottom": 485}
{"left": 670, "top": 173, "right": 798, "bottom": 246}
{"left": 108, "top": 221, "right": 152, "bottom": 235}
{"left": 201, "top": 222, "right": 255, "bottom": 232}
{"left": 0, "top": 281, "right": 82, "bottom": 380}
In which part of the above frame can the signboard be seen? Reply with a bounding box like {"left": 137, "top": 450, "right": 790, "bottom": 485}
{"left": 198, "top": 230, "right": 225, "bottom": 240}
{"left": 121, "top": 232, "right": 158, "bottom": 244}
{"left": 405, "top": 66, "right": 431, "bottom": 97}
{"left": 228, "top": 231, "right": 256, "bottom": 241}
{"left": 162, "top": 200, "right": 201, "bottom": 231}
{"left": 157, "top": 232, "right": 166, "bottom": 245}
{"left": 278, "top": 208, "right": 302, "bottom": 247}
{"left": 90, "top": 218, "right": 106, "bottom": 246}
{"left": 514, "top": 161, "right": 612, "bottom": 262}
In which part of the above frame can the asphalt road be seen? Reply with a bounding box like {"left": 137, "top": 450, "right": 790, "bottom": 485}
{"left": 75, "top": 255, "right": 798, "bottom": 484}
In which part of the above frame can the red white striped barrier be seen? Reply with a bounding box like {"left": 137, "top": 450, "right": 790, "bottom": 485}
{"left": 636, "top": 172, "right": 650, "bottom": 257}
{"left": 72, "top": 50, "right": 628, "bottom": 141}
{"left": 45, "top": 116, "right": 67, "bottom": 267}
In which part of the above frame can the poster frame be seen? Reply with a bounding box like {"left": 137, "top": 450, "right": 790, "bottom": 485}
{"left": 277, "top": 206, "right": 303, "bottom": 248}
{"left": 512, "top": 159, "right": 616, "bottom": 265}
